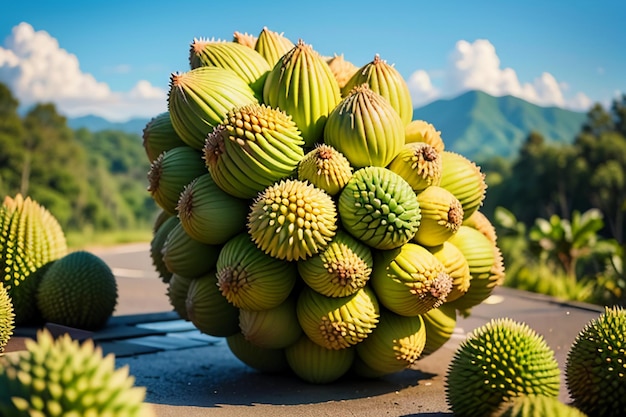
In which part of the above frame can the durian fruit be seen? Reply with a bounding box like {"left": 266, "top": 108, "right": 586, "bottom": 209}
{"left": 338, "top": 166, "right": 421, "bottom": 250}
{"left": 232, "top": 31, "right": 258, "bottom": 49}
{"left": 355, "top": 309, "right": 426, "bottom": 376}
{"left": 254, "top": 27, "right": 295, "bottom": 68}
{"left": 285, "top": 335, "right": 355, "bottom": 384}
{"left": 239, "top": 295, "right": 302, "bottom": 349}
{"left": 263, "top": 39, "right": 341, "bottom": 147}
{"left": 0, "top": 194, "right": 67, "bottom": 325}
{"left": 36, "top": 251, "right": 118, "bottom": 330}
{"left": 413, "top": 185, "right": 464, "bottom": 247}
{"left": 565, "top": 306, "right": 626, "bottom": 417}
{"left": 168, "top": 66, "right": 258, "bottom": 150}
{"left": 371, "top": 243, "right": 452, "bottom": 316}
{"left": 296, "top": 285, "right": 379, "bottom": 350}
{"left": 404, "top": 119, "right": 445, "bottom": 153}
{"left": 427, "top": 241, "right": 471, "bottom": 303}
{"left": 420, "top": 303, "right": 457, "bottom": 357}
{"left": 463, "top": 209, "right": 498, "bottom": 245}
{"left": 166, "top": 273, "right": 192, "bottom": 320}
{"left": 0, "top": 329, "right": 155, "bottom": 417}
{"left": 189, "top": 38, "right": 271, "bottom": 99}
{"left": 445, "top": 318, "right": 561, "bottom": 417}
{"left": 149, "top": 212, "right": 179, "bottom": 283}
{"left": 387, "top": 141, "right": 443, "bottom": 193}
{"left": 147, "top": 146, "right": 207, "bottom": 215}
{"left": 186, "top": 270, "right": 240, "bottom": 337}
{"left": 439, "top": 151, "right": 487, "bottom": 220}
{"left": 161, "top": 222, "right": 221, "bottom": 279}
{"left": 0, "top": 283, "right": 14, "bottom": 353}
{"left": 247, "top": 179, "right": 338, "bottom": 261}
{"left": 226, "top": 332, "right": 290, "bottom": 374}
{"left": 203, "top": 103, "right": 305, "bottom": 199}
{"left": 297, "top": 144, "right": 353, "bottom": 196}
{"left": 325, "top": 84, "right": 404, "bottom": 168}
{"left": 297, "top": 230, "right": 373, "bottom": 298}
{"left": 341, "top": 54, "right": 413, "bottom": 126}
{"left": 177, "top": 173, "right": 249, "bottom": 245}
{"left": 495, "top": 395, "right": 589, "bottom": 417}
{"left": 142, "top": 112, "right": 187, "bottom": 162}
{"left": 326, "top": 53, "right": 359, "bottom": 89}
{"left": 216, "top": 232, "right": 297, "bottom": 311}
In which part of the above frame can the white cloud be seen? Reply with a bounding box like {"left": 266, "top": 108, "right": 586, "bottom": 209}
{"left": 0, "top": 22, "right": 166, "bottom": 121}
{"left": 408, "top": 39, "right": 592, "bottom": 111}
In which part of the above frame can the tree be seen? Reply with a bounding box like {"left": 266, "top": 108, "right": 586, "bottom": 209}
{"left": 0, "top": 83, "right": 25, "bottom": 196}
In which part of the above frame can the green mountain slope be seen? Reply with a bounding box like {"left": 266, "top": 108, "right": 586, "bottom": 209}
{"left": 412, "top": 90, "right": 587, "bottom": 162}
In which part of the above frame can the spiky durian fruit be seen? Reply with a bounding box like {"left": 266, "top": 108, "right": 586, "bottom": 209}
{"left": 325, "top": 84, "right": 404, "bottom": 168}
{"left": 226, "top": 332, "right": 290, "bottom": 374}
{"left": 247, "top": 179, "right": 338, "bottom": 261}
{"left": 0, "top": 329, "right": 154, "bottom": 417}
{"left": 161, "top": 222, "right": 221, "bottom": 279}
{"left": 565, "top": 306, "right": 626, "bottom": 417}
{"left": 297, "top": 144, "right": 353, "bottom": 196}
{"left": 142, "top": 112, "right": 187, "bottom": 162}
{"left": 189, "top": 38, "right": 271, "bottom": 99}
{"left": 388, "top": 142, "right": 442, "bottom": 193}
{"left": 263, "top": 39, "right": 342, "bottom": 148}
{"left": 0, "top": 194, "right": 67, "bottom": 325}
{"left": 166, "top": 273, "right": 192, "bottom": 320}
{"left": 233, "top": 31, "right": 258, "bottom": 49}
{"left": 285, "top": 335, "right": 355, "bottom": 384}
{"left": 149, "top": 213, "right": 179, "bottom": 283}
{"left": 36, "top": 251, "right": 117, "bottom": 330}
{"left": 413, "top": 185, "right": 464, "bottom": 247}
{"left": 338, "top": 166, "right": 421, "bottom": 250}
{"left": 404, "top": 119, "right": 445, "bottom": 153}
{"left": 326, "top": 53, "right": 359, "bottom": 89}
{"left": 186, "top": 270, "right": 240, "bottom": 337}
{"left": 239, "top": 295, "right": 302, "bottom": 349}
{"left": 203, "top": 103, "right": 305, "bottom": 200}
{"left": 341, "top": 54, "right": 413, "bottom": 126}
{"left": 177, "top": 173, "right": 249, "bottom": 245}
{"left": 427, "top": 241, "right": 471, "bottom": 303}
{"left": 445, "top": 318, "right": 561, "bottom": 417}
{"left": 495, "top": 395, "right": 588, "bottom": 417}
{"left": 0, "top": 283, "right": 14, "bottom": 353}
{"left": 147, "top": 146, "right": 206, "bottom": 215}
{"left": 297, "top": 230, "right": 373, "bottom": 298}
{"left": 297, "top": 285, "right": 379, "bottom": 350}
{"left": 216, "top": 232, "right": 297, "bottom": 311}
{"left": 420, "top": 303, "right": 457, "bottom": 357}
{"left": 355, "top": 310, "right": 426, "bottom": 376}
{"left": 254, "top": 27, "right": 295, "bottom": 68}
{"left": 371, "top": 243, "right": 452, "bottom": 316}
{"left": 168, "top": 66, "right": 258, "bottom": 150}
{"left": 439, "top": 151, "right": 487, "bottom": 220}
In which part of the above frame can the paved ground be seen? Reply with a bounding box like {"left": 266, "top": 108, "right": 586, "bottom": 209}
{"left": 7, "top": 243, "right": 605, "bottom": 416}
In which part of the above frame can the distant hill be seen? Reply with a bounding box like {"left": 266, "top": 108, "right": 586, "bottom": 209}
{"left": 412, "top": 90, "right": 587, "bottom": 162}
{"left": 68, "top": 115, "right": 151, "bottom": 136}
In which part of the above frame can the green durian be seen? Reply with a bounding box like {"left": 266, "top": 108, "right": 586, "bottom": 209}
{"left": 285, "top": 335, "right": 355, "bottom": 384}
{"left": 439, "top": 151, "right": 487, "bottom": 220}
{"left": 239, "top": 295, "right": 302, "bottom": 349}
{"left": 387, "top": 141, "right": 442, "bottom": 193}
{"left": 226, "top": 332, "right": 290, "bottom": 374}
{"left": 149, "top": 213, "right": 179, "bottom": 284}
{"left": 404, "top": 119, "right": 445, "bottom": 153}
{"left": 142, "top": 112, "right": 187, "bottom": 163}
{"left": 427, "top": 241, "right": 471, "bottom": 303}
{"left": 161, "top": 222, "right": 221, "bottom": 279}
{"left": 297, "top": 144, "right": 353, "bottom": 196}
{"left": 0, "top": 283, "right": 14, "bottom": 353}
{"left": 495, "top": 395, "right": 588, "bottom": 417}
{"left": 420, "top": 303, "right": 457, "bottom": 357}
{"left": 413, "top": 185, "right": 464, "bottom": 247}
{"left": 254, "top": 27, "right": 295, "bottom": 68}
{"left": 166, "top": 273, "right": 192, "bottom": 320}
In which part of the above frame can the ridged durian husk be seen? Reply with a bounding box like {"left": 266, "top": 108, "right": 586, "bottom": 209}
{"left": 371, "top": 243, "right": 453, "bottom": 317}
{"left": 161, "top": 222, "right": 221, "bottom": 279}
{"left": 325, "top": 84, "right": 404, "bottom": 168}
{"left": 186, "top": 270, "right": 240, "bottom": 337}
{"left": 296, "top": 285, "right": 379, "bottom": 350}
{"left": 216, "top": 233, "right": 297, "bottom": 311}
{"left": 341, "top": 54, "right": 413, "bottom": 126}
{"left": 355, "top": 310, "right": 426, "bottom": 375}
{"left": 0, "top": 283, "right": 14, "bottom": 353}
{"left": 285, "top": 335, "right": 355, "bottom": 384}
{"left": 413, "top": 185, "right": 464, "bottom": 247}
{"left": 168, "top": 66, "right": 257, "bottom": 150}
{"left": 326, "top": 54, "right": 359, "bottom": 89}
{"left": 166, "top": 273, "right": 192, "bottom": 320}
{"left": 439, "top": 151, "right": 487, "bottom": 220}
{"left": 150, "top": 214, "right": 179, "bottom": 284}
{"left": 338, "top": 166, "right": 421, "bottom": 250}
{"left": 189, "top": 38, "right": 271, "bottom": 99}
{"left": 232, "top": 31, "right": 258, "bottom": 49}
{"left": 445, "top": 318, "right": 561, "bottom": 417}
{"left": 495, "top": 395, "right": 588, "bottom": 417}
{"left": 254, "top": 27, "right": 295, "bottom": 68}
{"left": 147, "top": 146, "right": 206, "bottom": 215}
{"left": 463, "top": 210, "right": 498, "bottom": 245}
{"left": 388, "top": 142, "right": 442, "bottom": 193}
{"left": 177, "top": 173, "right": 248, "bottom": 245}
{"left": 420, "top": 303, "right": 457, "bottom": 357}
{"left": 263, "top": 39, "right": 341, "bottom": 147}
{"left": 297, "top": 144, "right": 353, "bottom": 196}
{"left": 142, "top": 112, "right": 187, "bottom": 162}
{"left": 427, "top": 241, "right": 471, "bottom": 303}
{"left": 405, "top": 120, "right": 445, "bottom": 153}
{"left": 297, "top": 230, "right": 373, "bottom": 298}
{"left": 0, "top": 194, "right": 67, "bottom": 326}
{"left": 226, "top": 332, "right": 290, "bottom": 374}
{"left": 239, "top": 295, "right": 302, "bottom": 349}
{"left": 203, "top": 103, "right": 305, "bottom": 199}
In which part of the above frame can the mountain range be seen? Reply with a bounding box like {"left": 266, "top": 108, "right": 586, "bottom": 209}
{"left": 67, "top": 90, "right": 588, "bottom": 162}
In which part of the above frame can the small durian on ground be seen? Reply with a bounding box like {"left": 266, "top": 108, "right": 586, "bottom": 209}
{"left": 565, "top": 305, "right": 626, "bottom": 417}
{"left": 0, "top": 329, "right": 154, "bottom": 417}
{"left": 494, "top": 395, "right": 589, "bottom": 417}
{"left": 0, "top": 283, "right": 14, "bottom": 353}
{"left": 36, "top": 251, "right": 118, "bottom": 330}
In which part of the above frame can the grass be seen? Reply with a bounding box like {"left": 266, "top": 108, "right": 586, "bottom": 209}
{"left": 65, "top": 227, "right": 153, "bottom": 251}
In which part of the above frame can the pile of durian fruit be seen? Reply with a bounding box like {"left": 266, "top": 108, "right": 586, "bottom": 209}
{"left": 144, "top": 26, "right": 504, "bottom": 384}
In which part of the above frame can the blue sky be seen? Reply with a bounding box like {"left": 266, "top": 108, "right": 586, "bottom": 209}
{"left": 1, "top": 0, "right": 624, "bottom": 121}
